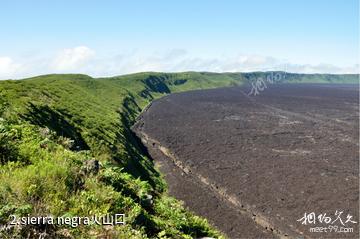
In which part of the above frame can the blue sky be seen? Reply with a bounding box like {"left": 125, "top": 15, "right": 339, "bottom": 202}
{"left": 0, "top": 0, "right": 359, "bottom": 78}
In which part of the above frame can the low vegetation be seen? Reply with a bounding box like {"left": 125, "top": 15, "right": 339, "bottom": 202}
{"left": 0, "top": 72, "right": 357, "bottom": 238}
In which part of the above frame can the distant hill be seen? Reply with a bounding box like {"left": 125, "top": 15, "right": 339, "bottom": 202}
{"left": 0, "top": 71, "right": 358, "bottom": 238}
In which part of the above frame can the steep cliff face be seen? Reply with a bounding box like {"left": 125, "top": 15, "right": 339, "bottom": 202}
{"left": 0, "top": 72, "right": 238, "bottom": 238}
{"left": 0, "top": 72, "right": 357, "bottom": 238}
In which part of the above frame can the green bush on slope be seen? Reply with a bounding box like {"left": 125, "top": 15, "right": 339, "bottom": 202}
{"left": 0, "top": 73, "right": 232, "bottom": 239}
{"left": 0, "top": 72, "right": 357, "bottom": 238}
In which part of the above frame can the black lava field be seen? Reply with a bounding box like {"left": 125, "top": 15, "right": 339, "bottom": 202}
{"left": 133, "top": 84, "right": 359, "bottom": 239}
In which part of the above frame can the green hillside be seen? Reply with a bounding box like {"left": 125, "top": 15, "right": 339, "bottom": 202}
{"left": 0, "top": 72, "right": 358, "bottom": 238}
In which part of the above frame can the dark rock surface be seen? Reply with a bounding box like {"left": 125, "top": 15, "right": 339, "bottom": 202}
{"left": 133, "top": 84, "right": 359, "bottom": 239}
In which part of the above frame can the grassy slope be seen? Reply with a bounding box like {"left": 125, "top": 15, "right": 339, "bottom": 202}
{"left": 0, "top": 72, "right": 358, "bottom": 238}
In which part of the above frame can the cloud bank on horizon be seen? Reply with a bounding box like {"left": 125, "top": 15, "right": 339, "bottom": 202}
{"left": 0, "top": 46, "right": 358, "bottom": 79}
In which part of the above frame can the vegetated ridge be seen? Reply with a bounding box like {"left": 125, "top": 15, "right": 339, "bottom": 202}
{"left": 0, "top": 71, "right": 357, "bottom": 238}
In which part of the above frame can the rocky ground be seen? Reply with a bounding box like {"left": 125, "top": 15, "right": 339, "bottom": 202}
{"left": 133, "top": 84, "right": 359, "bottom": 239}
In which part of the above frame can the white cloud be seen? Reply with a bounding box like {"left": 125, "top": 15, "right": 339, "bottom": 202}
{"left": 0, "top": 57, "right": 21, "bottom": 79}
{"left": 215, "top": 55, "right": 280, "bottom": 72}
{"left": 53, "top": 46, "right": 95, "bottom": 71}
{"left": 0, "top": 48, "right": 358, "bottom": 80}
{"left": 284, "top": 63, "right": 360, "bottom": 74}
